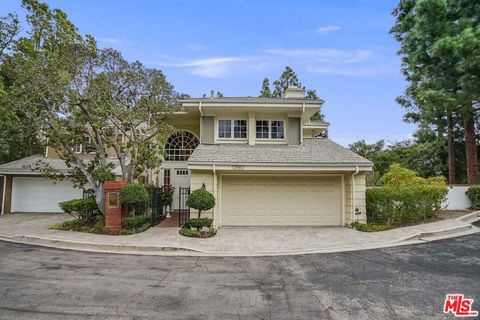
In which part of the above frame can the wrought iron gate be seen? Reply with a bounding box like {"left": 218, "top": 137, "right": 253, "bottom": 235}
{"left": 149, "top": 187, "right": 164, "bottom": 226}
{"left": 178, "top": 187, "right": 190, "bottom": 227}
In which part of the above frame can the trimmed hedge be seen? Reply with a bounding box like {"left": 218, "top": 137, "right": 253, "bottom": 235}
{"left": 366, "top": 184, "right": 448, "bottom": 225}
{"left": 186, "top": 187, "right": 215, "bottom": 219}
{"left": 184, "top": 218, "right": 213, "bottom": 230}
{"left": 120, "top": 184, "right": 150, "bottom": 207}
{"left": 466, "top": 185, "right": 480, "bottom": 209}
{"left": 58, "top": 198, "right": 98, "bottom": 225}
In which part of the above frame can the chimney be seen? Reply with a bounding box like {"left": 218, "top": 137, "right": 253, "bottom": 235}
{"left": 210, "top": 90, "right": 214, "bottom": 98}
{"left": 283, "top": 86, "right": 305, "bottom": 99}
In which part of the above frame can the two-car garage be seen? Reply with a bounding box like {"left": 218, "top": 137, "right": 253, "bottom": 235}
{"left": 221, "top": 175, "right": 343, "bottom": 226}
{"left": 10, "top": 177, "right": 83, "bottom": 213}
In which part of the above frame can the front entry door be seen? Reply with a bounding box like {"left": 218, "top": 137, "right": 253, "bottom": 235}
{"left": 172, "top": 169, "right": 190, "bottom": 209}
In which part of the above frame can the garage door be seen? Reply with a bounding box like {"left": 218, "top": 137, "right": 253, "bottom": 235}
{"left": 11, "top": 177, "right": 83, "bottom": 213}
{"left": 222, "top": 176, "right": 342, "bottom": 226}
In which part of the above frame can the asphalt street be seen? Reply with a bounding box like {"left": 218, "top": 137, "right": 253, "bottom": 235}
{"left": 0, "top": 234, "right": 479, "bottom": 320}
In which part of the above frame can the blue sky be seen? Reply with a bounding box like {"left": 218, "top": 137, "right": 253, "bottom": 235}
{"left": 1, "top": 0, "right": 416, "bottom": 146}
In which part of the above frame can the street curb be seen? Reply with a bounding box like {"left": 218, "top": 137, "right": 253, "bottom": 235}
{"left": 0, "top": 223, "right": 479, "bottom": 257}
{"left": 397, "top": 225, "right": 473, "bottom": 242}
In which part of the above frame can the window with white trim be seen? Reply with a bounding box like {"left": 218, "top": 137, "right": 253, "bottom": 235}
{"left": 218, "top": 119, "right": 247, "bottom": 139}
{"left": 73, "top": 137, "right": 95, "bottom": 153}
{"left": 255, "top": 120, "right": 285, "bottom": 140}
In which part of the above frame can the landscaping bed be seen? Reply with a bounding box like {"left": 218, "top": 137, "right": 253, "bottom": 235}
{"left": 51, "top": 215, "right": 151, "bottom": 236}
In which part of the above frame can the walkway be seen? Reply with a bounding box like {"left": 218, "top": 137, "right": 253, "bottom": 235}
{"left": 0, "top": 212, "right": 478, "bottom": 256}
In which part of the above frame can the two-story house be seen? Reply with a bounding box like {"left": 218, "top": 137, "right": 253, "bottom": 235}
{"left": 0, "top": 86, "right": 372, "bottom": 227}
{"left": 160, "top": 86, "right": 372, "bottom": 227}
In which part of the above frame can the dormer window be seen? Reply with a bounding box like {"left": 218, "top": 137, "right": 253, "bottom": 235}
{"left": 256, "top": 120, "right": 285, "bottom": 140}
{"left": 218, "top": 119, "right": 247, "bottom": 139}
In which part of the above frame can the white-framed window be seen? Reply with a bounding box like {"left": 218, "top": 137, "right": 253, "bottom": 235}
{"left": 73, "top": 137, "right": 95, "bottom": 153}
{"left": 255, "top": 120, "right": 285, "bottom": 140}
{"left": 271, "top": 121, "right": 285, "bottom": 139}
{"left": 218, "top": 119, "right": 247, "bottom": 139}
{"left": 176, "top": 169, "right": 189, "bottom": 176}
{"left": 164, "top": 131, "right": 199, "bottom": 162}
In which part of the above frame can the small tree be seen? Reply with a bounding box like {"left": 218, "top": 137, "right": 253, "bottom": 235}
{"left": 120, "top": 183, "right": 150, "bottom": 216}
{"left": 186, "top": 187, "right": 215, "bottom": 219}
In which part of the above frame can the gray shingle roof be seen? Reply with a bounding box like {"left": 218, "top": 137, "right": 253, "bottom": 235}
{"left": 187, "top": 138, "right": 372, "bottom": 166}
{"left": 0, "top": 154, "right": 120, "bottom": 175}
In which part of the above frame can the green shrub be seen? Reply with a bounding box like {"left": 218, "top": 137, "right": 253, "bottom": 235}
{"left": 120, "top": 184, "right": 149, "bottom": 206}
{"left": 162, "top": 185, "right": 175, "bottom": 207}
{"left": 122, "top": 216, "right": 148, "bottom": 229}
{"left": 186, "top": 187, "right": 215, "bottom": 219}
{"left": 366, "top": 164, "right": 448, "bottom": 226}
{"left": 351, "top": 221, "right": 391, "bottom": 232}
{"left": 120, "top": 183, "right": 150, "bottom": 215}
{"left": 51, "top": 219, "right": 80, "bottom": 230}
{"left": 366, "top": 184, "right": 447, "bottom": 225}
{"left": 58, "top": 198, "right": 98, "bottom": 225}
{"left": 179, "top": 227, "right": 216, "bottom": 238}
{"left": 466, "top": 185, "right": 480, "bottom": 209}
{"left": 185, "top": 218, "right": 213, "bottom": 230}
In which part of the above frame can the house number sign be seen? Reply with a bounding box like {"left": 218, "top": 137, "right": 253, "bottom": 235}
{"left": 232, "top": 165, "right": 244, "bottom": 171}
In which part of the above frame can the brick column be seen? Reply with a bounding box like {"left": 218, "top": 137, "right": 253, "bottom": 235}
{"left": 103, "top": 180, "right": 127, "bottom": 230}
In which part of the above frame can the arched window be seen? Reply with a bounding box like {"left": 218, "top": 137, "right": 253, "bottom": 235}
{"left": 164, "top": 131, "right": 199, "bottom": 162}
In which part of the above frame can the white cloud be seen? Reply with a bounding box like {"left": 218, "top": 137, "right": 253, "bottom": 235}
{"left": 266, "top": 48, "right": 373, "bottom": 64}
{"left": 98, "top": 38, "right": 122, "bottom": 44}
{"left": 145, "top": 47, "right": 393, "bottom": 79}
{"left": 149, "top": 56, "right": 258, "bottom": 78}
{"left": 315, "top": 25, "right": 341, "bottom": 35}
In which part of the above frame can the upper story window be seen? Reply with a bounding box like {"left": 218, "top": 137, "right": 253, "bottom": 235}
{"left": 218, "top": 119, "right": 247, "bottom": 139}
{"left": 73, "top": 137, "right": 95, "bottom": 154}
{"left": 164, "top": 131, "right": 199, "bottom": 162}
{"left": 256, "top": 120, "right": 285, "bottom": 140}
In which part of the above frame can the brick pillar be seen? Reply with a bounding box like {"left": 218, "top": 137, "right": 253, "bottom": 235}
{"left": 103, "top": 180, "right": 127, "bottom": 230}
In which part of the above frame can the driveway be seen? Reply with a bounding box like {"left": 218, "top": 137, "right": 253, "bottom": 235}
{"left": 0, "top": 212, "right": 478, "bottom": 255}
{"left": 0, "top": 235, "right": 479, "bottom": 319}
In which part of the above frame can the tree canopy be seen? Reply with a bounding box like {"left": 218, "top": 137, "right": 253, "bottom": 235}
{"left": 0, "top": 0, "right": 183, "bottom": 210}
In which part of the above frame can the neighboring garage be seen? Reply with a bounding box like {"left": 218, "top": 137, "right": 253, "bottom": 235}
{"left": 221, "top": 175, "right": 342, "bottom": 226}
{"left": 11, "top": 177, "right": 82, "bottom": 213}
{"left": 0, "top": 154, "right": 113, "bottom": 214}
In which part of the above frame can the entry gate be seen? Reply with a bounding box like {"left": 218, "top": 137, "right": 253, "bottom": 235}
{"left": 178, "top": 187, "right": 190, "bottom": 227}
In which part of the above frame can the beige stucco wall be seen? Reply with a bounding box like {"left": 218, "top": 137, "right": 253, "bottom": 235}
{"left": 344, "top": 172, "right": 367, "bottom": 225}
{"left": 189, "top": 170, "right": 368, "bottom": 227}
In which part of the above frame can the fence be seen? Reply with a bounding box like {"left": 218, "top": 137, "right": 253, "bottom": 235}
{"left": 444, "top": 185, "right": 472, "bottom": 210}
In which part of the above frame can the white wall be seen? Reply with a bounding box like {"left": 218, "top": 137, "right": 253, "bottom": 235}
{"left": 444, "top": 185, "right": 472, "bottom": 210}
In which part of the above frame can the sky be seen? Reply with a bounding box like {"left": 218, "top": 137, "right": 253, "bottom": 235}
{"left": 1, "top": 0, "right": 417, "bottom": 146}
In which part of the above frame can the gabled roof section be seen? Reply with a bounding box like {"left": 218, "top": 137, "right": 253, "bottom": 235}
{"left": 0, "top": 154, "right": 120, "bottom": 175}
{"left": 187, "top": 138, "right": 372, "bottom": 168}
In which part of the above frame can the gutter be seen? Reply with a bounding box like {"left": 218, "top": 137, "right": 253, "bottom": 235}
{"left": 0, "top": 174, "right": 6, "bottom": 215}
{"left": 351, "top": 166, "right": 359, "bottom": 225}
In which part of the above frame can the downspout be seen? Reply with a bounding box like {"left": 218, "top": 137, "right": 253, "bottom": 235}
{"left": 212, "top": 164, "right": 217, "bottom": 227}
{"left": 198, "top": 101, "right": 203, "bottom": 116}
{"left": 0, "top": 174, "right": 6, "bottom": 215}
{"left": 351, "top": 166, "right": 359, "bottom": 225}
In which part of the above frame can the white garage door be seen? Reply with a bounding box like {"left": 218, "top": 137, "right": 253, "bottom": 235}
{"left": 222, "top": 176, "right": 342, "bottom": 226}
{"left": 12, "top": 177, "right": 83, "bottom": 213}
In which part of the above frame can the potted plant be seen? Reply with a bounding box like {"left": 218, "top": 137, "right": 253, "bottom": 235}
{"left": 162, "top": 184, "right": 175, "bottom": 217}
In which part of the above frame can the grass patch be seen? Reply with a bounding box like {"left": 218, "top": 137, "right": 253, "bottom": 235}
{"left": 179, "top": 227, "right": 216, "bottom": 238}
{"left": 351, "top": 221, "right": 391, "bottom": 232}
{"left": 50, "top": 216, "right": 151, "bottom": 235}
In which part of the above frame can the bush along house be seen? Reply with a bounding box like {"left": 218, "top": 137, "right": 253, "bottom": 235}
{"left": 0, "top": 86, "right": 372, "bottom": 227}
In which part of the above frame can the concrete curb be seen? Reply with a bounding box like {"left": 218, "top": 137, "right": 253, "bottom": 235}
{"left": 1, "top": 220, "right": 479, "bottom": 257}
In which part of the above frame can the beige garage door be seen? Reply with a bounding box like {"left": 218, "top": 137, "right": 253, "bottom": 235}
{"left": 222, "top": 175, "right": 342, "bottom": 226}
